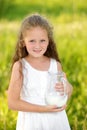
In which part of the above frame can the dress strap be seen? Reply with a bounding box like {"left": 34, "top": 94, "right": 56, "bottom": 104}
{"left": 21, "top": 58, "right": 28, "bottom": 70}
{"left": 48, "top": 58, "right": 58, "bottom": 73}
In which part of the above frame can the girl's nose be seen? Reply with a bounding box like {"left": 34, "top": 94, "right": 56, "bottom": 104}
{"left": 35, "top": 42, "right": 40, "bottom": 48}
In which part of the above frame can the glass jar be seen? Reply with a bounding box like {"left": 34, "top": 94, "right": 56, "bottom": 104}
{"left": 45, "top": 71, "right": 68, "bottom": 107}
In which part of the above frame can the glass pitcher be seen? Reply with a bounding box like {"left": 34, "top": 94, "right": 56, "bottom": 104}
{"left": 45, "top": 71, "right": 68, "bottom": 107}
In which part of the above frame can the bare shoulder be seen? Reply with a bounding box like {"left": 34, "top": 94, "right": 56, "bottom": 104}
{"left": 12, "top": 60, "right": 22, "bottom": 71}
{"left": 56, "top": 61, "right": 63, "bottom": 71}
{"left": 11, "top": 60, "right": 22, "bottom": 80}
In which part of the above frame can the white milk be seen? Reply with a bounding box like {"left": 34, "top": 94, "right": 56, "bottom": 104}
{"left": 46, "top": 94, "right": 68, "bottom": 107}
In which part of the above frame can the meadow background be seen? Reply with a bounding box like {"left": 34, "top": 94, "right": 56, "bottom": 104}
{"left": 0, "top": 0, "right": 87, "bottom": 130}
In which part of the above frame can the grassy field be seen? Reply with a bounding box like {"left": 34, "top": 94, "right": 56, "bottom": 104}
{"left": 0, "top": 0, "right": 87, "bottom": 130}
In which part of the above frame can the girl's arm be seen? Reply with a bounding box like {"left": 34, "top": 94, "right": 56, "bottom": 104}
{"left": 8, "top": 61, "right": 66, "bottom": 113}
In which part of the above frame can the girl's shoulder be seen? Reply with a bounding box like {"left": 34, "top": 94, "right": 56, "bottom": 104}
{"left": 12, "top": 60, "right": 22, "bottom": 73}
{"left": 10, "top": 60, "right": 23, "bottom": 84}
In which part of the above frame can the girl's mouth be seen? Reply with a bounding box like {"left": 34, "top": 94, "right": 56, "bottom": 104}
{"left": 33, "top": 50, "right": 42, "bottom": 53}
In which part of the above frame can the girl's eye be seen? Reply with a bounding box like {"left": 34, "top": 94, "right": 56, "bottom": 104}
{"left": 29, "top": 40, "right": 35, "bottom": 43}
{"left": 40, "top": 40, "right": 46, "bottom": 43}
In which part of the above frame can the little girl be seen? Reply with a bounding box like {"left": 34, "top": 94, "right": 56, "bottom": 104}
{"left": 8, "top": 13, "right": 73, "bottom": 130}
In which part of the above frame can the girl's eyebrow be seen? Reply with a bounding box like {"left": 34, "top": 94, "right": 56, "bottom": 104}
{"left": 29, "top": 39, "right": 35, "bottom": 42}
{"left": 40, "top": 39, "right": 46, "bottom": 41}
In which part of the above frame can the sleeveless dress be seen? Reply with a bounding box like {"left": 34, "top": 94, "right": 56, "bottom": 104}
{"left": 16, "top": 58, "right": 71, "bottom": 130}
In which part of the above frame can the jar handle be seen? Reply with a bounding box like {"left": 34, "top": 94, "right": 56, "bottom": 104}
{"left": 61, "top": 77, "right": 67, "bottom": 96}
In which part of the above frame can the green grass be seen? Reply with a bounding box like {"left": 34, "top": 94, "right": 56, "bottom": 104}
{"left": 0, "top": 0, "right": 87, "bottom": 21}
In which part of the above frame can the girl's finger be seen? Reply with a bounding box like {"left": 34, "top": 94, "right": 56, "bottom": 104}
{"left": 53, "top": 105, "right": 67, "bottom": 112}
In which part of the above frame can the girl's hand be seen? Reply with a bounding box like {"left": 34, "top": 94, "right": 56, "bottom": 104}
{"left": 55, "top": 72, "right": 73, "bottom": 98}
{"left": 55, "top": 82, "right": 64, "bottom": 95}
{"left": 45, "top": 104, "right": 67, "bottom": 112}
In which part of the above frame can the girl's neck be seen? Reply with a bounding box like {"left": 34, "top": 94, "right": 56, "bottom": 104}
{"left": 25, "top": 55, "right": 48, "bottom": 63}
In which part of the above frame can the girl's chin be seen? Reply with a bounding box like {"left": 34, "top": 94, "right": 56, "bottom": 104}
{"left": 30, "top": 54, "right": 43, "bottom": 58}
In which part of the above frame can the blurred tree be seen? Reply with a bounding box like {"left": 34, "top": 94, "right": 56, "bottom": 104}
{"left": 0, "top": 0, "right": 14, "bottom": 18}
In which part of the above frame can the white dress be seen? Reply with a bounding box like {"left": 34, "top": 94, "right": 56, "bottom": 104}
{"left": 16, "top": 58, "right": 71, "bottom": 130}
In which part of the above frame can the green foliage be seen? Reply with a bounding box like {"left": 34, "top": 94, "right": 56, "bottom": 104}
{"left": 0, "top": 0, "right": 87, "bottom": 130}
{"left": 0, "top": 94, "right": 17, "bottom": 130}
{"left": 0, "top": 0, "right": 87, "bottom": 21}
{"left": 0, "top": 23, "right": 17, "bottom": 92}
{"left": 0, "top": 0, "right": 14, "bottom": 18}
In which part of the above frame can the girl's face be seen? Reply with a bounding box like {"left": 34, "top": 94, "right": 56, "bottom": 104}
{"left": 23, "top": 26, "right": 49, "bottom": 58}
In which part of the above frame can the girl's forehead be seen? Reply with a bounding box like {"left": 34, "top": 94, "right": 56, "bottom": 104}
{"left": 23, "top": 26, "right": 48, "bottom": 36}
